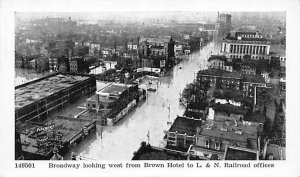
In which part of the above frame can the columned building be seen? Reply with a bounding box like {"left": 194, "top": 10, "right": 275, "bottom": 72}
{"left": 220, "top": 32, "right": 271, "bottom": 60}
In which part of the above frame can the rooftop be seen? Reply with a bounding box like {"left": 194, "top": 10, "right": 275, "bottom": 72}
{"left": 198, "top": 69, "right": 242, "bottom": 79}
{"left": 211, "top": 103, "right": 247, "bottom": 115}
{"left": 242, "top": 74, "right": 265, "bottom": 83}
{"left": 225, "top": 36, "right": 268, "bottom": 42}
{"left": 235, "top": 31, "right": 261, "bottom": 36}
{"left": 21, "top": 116, "right": 94, "bottom": 156}
{"left": 213, "top": 89, "right": 244, "bottom": 103}
{"left": 224, "top": 146, "right": 258, "bottom": 160}
{"left": 150, "top": 45, "right": 164, "bottom": 49}
{"left": 132, "top": 142, "right": 201, "bottom": 160}
{"left": 208, "top": 55, "right": 227, "bottom": 62}
{"left": 168, "top": 116, "right": 202, "bottom": 136}
{"left": 244, "top": 112, "right": 265, "bottom": 123}
{"left": 140, "top": 37, "right": 171, "bottom": 44}
{"left": 199, "top": 120, "right": 258, "bottom": 143}
{"left": 241, "top": 59, "right": 258, "bottom": 68}
{"left": 97, "top": 83, "right": 134, "bottom": 96}
{"left": 15, "top": 73, "right": 90, "bottom": 109}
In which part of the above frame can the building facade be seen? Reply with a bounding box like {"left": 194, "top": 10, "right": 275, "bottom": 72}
{"left": 207, "top": 55, "right": 233, "bottom": 72}
{"left": 220, "top": 32, "right": 271, "bottom": 60}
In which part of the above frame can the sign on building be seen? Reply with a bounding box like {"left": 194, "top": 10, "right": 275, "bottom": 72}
{"left": 160, "top": 60, "right": 165, "bottom": 67}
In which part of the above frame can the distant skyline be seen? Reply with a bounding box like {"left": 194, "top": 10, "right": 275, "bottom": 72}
{"left": 15, "top": 12, "right": 285, "bottom": 23}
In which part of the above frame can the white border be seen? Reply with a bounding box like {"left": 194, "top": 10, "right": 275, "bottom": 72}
{"left": 1, "top": 0, "right": 300, "bottom": 176}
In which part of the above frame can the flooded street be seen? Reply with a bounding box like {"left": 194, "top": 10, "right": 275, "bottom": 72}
{"left": 73, "top": 38, "right": 222, "bottom": 160}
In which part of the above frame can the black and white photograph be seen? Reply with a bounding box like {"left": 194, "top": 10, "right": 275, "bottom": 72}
{"left": 14, "top": 10, "right": 287, "bottom": 161}
{"left": 1, "top": 0, "right": 300, "bottom": 176}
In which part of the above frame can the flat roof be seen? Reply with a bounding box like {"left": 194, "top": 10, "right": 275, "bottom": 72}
{"left": 224, "top": 146, "right": 258, "bottom": 160}
{"left": 15, "top": 74, "right": 90, "bottom": 109}
{"left": 199, "top": 120, "right": 258, "bottom": 143}
{"left": 244, "top": 112, "right": 265, "bottom": 123}
{"left": 213, "top": 89, "right": 244, "bottom": 102}
{"left": 168, "top": 116, "right": 202, "bottom": 136}
{"left": 198, "top": 69, "right": 242, "bottom": 79}
{"left": 21, "top": 116, "right": 93, "bottom": 155}
{"left": 211, "top": 103, "right": 247, "bottom": 115}
{"left": 208, "top": 55, "right": 227, "bottom": 62}
{"left": 242, "top": 74, "right": 265, "bottom": 83}
{"left": 97, "top": 83, "right": 134, "bottom": 96}
{"left": 96, "top": 81, "right": 112, "bottom": 92}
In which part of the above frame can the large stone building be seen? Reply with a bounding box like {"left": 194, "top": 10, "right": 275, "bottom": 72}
{"left": 220, "top": 32, "right": 271, "bottom": 60}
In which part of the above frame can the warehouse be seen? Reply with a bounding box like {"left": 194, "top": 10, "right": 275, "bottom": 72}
{"left": 15, "top": 73, "right": 96, "bottom": 123}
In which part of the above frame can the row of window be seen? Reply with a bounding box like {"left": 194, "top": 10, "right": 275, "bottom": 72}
{"left": 240, "top": 34, "right": 262, "bottom": 38}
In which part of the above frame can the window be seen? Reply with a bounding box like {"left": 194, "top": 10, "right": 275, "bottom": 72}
{"left": 205, "top": 140, "right": 210, "bottom": 148}
{"left": 215, "top": 142, "right": 220, "bottom": 150}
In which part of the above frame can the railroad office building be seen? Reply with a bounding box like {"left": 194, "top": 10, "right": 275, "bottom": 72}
{"left": 220, "top": 31, "right": 271, "bottom": 60}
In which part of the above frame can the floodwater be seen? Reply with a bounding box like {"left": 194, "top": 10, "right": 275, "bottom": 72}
{"left": 71, "top": 38, "right": 222, "bottom": 160}
{"left": 15, "top": 68, "right": 51, "bottom": 86}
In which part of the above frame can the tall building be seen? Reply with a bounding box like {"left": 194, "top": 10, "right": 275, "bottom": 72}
{"left": 217, "top": 13, "right": 232, "bottom": 36}
{"left": 220, "top": 32, "right": 271, "bottom": 60}
{"left": 139, "top": 36, "right": 175, "bottom": 69}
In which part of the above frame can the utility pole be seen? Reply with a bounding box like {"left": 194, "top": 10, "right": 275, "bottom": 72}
{"left": 147, "top": 131, "right": 150, "bottom": 144}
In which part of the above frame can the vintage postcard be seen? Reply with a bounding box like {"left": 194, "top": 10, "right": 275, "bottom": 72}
{"left": 0, "top": 0, "right": 300, "bottom": 176}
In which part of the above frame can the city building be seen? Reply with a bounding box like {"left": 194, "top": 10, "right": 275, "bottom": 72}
{"left": 49, "top": 58, "right": 58, "bottom": 72}
{"left": 207, "top": 55, "right": 233, "bottom": 72}
{"left": 207, "top": 103, "right": 247, "bottom": 121}
{"left": 127, "top": 41, "right": 138, "bottom": 50}
{"left": 174, "top": 41, "right": 185, "bottom": 56}
{"left": 101, "top": 48, "right": 113, "bottom": 58}
{"left": 85, "top": 82, "right": 140, "bottom": 125}
{"left": 241, "top": 59, "right": 257, "bottom": 75}
{"left": 89, "top": 43, "right": 101, "bottom": 56}
{"left": 197, "top": 69, "right": 242, "bottom": 90}
{"left": 15, "top": 73, "right": 96, "bottom": 123}
{"left": 217, "top": 13, "right": 232, "bottom": 36}
{"left": 165, "top": 116, "right": 202, "bottom": 151}
{"left": 213, "top": 89, "right": 244, "bottom": 109}
{"left": 132, "top": 142, "right": 201, "bottom": 160}
{"left": 220, "top": 32, "right": 271, "bottom": 60}
{"left": 280, "top": 56, "right": 286, "bottom": 67}
{"left": 263, "top": 141, "right": 286, "bottom": 160}
{"left": 242, "top": 74, "right": 266, "bottom": 97}
{"left": 194, "top": 119, "right": 259, "bottom": 155}
{"left": 69, "top": 56, "right": 85, "bottom": 73}
{"left": 139, "top": 36, "right": 175, "bottom": 69}
{"left": 18, "top": 116, "right": 96, "bottom": 160}
{"left": 223, "top": 146, "right": 259, "bottom": 160}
